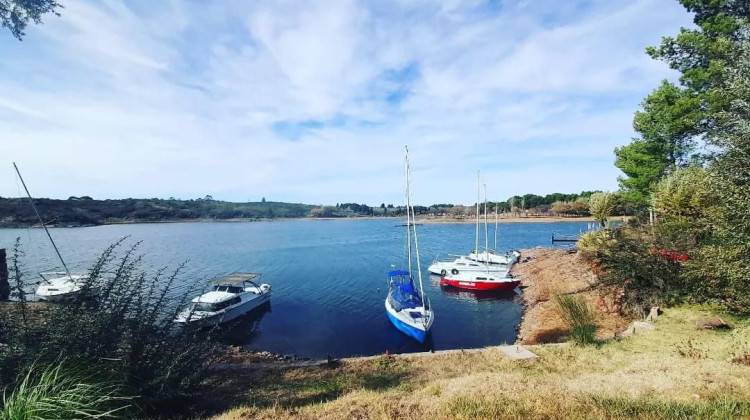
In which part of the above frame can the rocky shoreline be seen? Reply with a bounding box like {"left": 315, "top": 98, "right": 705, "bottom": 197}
{"left": 511, "top": 247, "right": 631, "bottom": 344}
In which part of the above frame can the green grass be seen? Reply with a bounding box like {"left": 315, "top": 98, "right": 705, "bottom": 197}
{"left": 0, "top": 361, "right": 130, "bottom": 420}
{"left": 588, "top": 395, "right": 750, "bottom": 420}
{"left": 555, "top": 295, "right": 597, "bottom": 345}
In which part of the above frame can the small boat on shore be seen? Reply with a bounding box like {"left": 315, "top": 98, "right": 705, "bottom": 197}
{"left": 175, "top": 273, "right": 271, "bottom": 328}
{"left": 440, "top": 272, "right": 520, "bottom": 291}
{"left": 36, "top": 272, "right": 96, "bottom": 302}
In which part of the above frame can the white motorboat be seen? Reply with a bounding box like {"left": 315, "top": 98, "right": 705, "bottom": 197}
{"left": 36, "top": 272, "right": 95, "bottom": 302}
{"left": 174, "top": 273, "right": 271, "bottom": 328}
{"left": 428, "top": 255, "right": 509, "bottom": 276}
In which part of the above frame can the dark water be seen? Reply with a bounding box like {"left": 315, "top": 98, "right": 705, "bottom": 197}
{"left": 0, "top": 219, "right": 586, "bottom": 358}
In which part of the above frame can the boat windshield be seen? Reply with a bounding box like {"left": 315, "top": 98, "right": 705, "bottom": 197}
{"left": 189, "top": 302, "right": 216, "bottom": 312}
{"left": 212, "top": 285, "right": 244, "bottom": 293}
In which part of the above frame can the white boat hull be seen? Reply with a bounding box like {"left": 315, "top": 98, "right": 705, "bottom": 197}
{"left": 176, "top": 291, "right": 271, "bottom": 328}
{"left": 428, "top": 258, "right": 509, "bottom": 276}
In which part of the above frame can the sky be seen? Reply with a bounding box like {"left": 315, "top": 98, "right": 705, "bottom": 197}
{"left": 0, "top": 0, "right": 693, "bottom": 206}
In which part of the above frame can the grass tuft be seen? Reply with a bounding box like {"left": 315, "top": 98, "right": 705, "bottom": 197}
{"left": 555, "top": 294, "right": 597, "bottom": 345}
{"left": 0, "top": 360, "right": 131, "bottom": 420}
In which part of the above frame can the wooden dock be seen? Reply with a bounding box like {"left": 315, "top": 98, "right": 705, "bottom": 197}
{"left": 551, "top": 233, "right": 580, "bottom": 243}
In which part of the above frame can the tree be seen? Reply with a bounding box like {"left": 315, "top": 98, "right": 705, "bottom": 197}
{"left": 615, "top": 0, "right": 750, "bottom": 207}
{"left": 1, "top": 0, "right": 61, "bottom": 40}
{"left": 261, "top": 197, "right": 266, "bottom": 203}
{"left": 588, "top": 192, "right": 616, "bottom": 227}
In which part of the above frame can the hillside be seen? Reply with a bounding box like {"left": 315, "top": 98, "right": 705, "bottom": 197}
{"left": 0, "top": 197, "right": 314, "bottom": 227}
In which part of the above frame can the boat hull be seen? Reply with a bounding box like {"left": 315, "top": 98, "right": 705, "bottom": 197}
{"left": 178, "top": 292, "right": 271, "bottom": 328}
{"left": 440, "top": 277, "right": 520, "bottom": 291}
{"left": 386, "top": 308, "right": 427, "bottom": 343}
{"left": 384, "top": 299, "right": 430, "bottom": 343}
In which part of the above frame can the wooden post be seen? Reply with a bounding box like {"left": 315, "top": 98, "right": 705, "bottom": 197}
{"left": 0, "top": 248, "right": 9, "bottom": 301}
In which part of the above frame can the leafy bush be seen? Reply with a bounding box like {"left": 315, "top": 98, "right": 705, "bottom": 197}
{"left": 555, "top": 295, "right": 597, "bottom": 345}
{"left": 576, "top": 230, "right": 616, "bottom": 263}
{"left": 1, "top": 361, "right": 131, "bottom": 420}
{"left": 0, "top": 239, "right": 220, "bottom": 416}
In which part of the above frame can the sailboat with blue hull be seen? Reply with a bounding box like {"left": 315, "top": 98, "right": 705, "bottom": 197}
{"left": 385, "top": 147, "right": 434, "bottom": 343}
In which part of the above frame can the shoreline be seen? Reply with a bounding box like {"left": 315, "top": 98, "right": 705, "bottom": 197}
{"left": 418, "top": 216, "right": 598, "bottom": 224}
{"left": 0, "top": 215, "right": 602, "bottom": 229}
{"left": 511, "top": 247, "right": 630, "bottom": 344}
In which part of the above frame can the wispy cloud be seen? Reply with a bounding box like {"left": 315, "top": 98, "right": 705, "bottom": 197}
{"left": 0, "top": 0, "right": 692, "bottom": 204}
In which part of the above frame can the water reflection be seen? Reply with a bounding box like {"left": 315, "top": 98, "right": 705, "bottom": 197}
{"left": 208, "top": 302, "right": 272, "bottom": 346}
{"left": 439, "top": 285, "right": 519, "bottom": 302}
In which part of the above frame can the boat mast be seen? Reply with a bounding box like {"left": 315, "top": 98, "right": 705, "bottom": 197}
{"left": 405, "top": 146, "right": 425, "bottom": 302}
{"left": 12, "top": 162, "right": 72, "bottom": 280}
{"left": 475, "top": 171, "right": 480, "bottom": 256}
{"left": 494, "top": 201, "right": 499, "bottom": 250}
{"left": 484, "top": 183, "right": 488, "bottom": 255}
{"left": 404, "top": 149, "right": 412, "bottom": 275}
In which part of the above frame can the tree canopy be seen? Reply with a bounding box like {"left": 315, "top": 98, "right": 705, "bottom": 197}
{"left": 1, "top": 0, "right": 61, "bottom": 40}
{"left": 614, "top": 0, "right": 750, "bottom": 206}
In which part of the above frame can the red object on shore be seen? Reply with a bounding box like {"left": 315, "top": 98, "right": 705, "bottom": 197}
{"left": 440, "top": 276, "right": 521, "bottom": 291}
{"left": 652, "top": 248, "right": 689, "bottom": 262}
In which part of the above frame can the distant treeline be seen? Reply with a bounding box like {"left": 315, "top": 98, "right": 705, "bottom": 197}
{"left": 0, "top": 196, "right": 314, "bottom": 227}
{"left": 0, "top": 190, "right": 614, "bottom": 227}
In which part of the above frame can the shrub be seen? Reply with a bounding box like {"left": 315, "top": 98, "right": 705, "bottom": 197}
{"left": 0, "top": 239, "right": 220, "bottom": 417}
{"left": 555, "top": 295, "right": 597, "bottom": 345}
{"left": 576, "top": 230, "right": 616, "bottom": 263}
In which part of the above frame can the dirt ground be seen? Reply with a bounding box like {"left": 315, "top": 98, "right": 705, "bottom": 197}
{"left": 511, "top": 248, "right": 631, "bottom": 344}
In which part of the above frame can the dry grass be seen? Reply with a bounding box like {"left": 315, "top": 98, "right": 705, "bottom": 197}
{"left": 207, "top": 306, "right": 750, "bottom": 420}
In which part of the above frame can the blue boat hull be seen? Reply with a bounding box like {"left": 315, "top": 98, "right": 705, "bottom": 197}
{"left": 387, "top": 309, "right": 427, "bottom": 343}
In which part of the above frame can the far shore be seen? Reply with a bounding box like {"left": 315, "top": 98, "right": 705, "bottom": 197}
{"left": 1, "top": 215, "right": 606, "bottom": 229}
{"left": 417, "top": 215, "right": 600, "bottom": 224}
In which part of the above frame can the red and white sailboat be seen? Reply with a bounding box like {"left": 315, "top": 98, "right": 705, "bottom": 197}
{"left": 440, "top": 271, "right": 520, "bottom": 291}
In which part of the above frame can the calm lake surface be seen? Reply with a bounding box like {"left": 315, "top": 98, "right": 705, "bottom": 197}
{"left": 0, "top": 219, "right": 585, "bottom": 358}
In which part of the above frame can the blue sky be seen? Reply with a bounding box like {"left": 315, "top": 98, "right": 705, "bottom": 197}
{"left": 0, "top": 0, "right": 692, "bottom": 205}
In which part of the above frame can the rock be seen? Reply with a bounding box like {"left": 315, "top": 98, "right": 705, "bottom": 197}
{"left": 617, "top": 321, "right": 654, "bottom": 339}
{"left": 632, "top": 321, "right": 655, "bottom": 331}
{"left": 697, "top": 317, "right": 731, "bottom": 330}
{"left": 646, "top": 306, "right": 661, "bottom": 321}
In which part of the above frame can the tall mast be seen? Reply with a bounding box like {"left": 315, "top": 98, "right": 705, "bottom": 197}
{"left": 484, "top": 183, "right": 488, "bottom": 255}
{"left": 494, "top": 201, "right": 499, "bottom": 250}
{"left": 12, "top": 162, "right": 72, "bottom": 280}
{"left": 405, "top": 146, "right": 425, "bottom": 301}
{"left": 475, "top": 171, "right": 480, "bottom": 256}
{"left": 404, "top": 148, "right": 412, "bottom": 275}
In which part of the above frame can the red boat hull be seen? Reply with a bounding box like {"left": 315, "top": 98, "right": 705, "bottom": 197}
{"left": 440, "top": 277, "right": 520, "bottom": 291}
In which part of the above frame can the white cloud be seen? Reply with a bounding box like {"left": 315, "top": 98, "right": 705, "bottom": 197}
{"left": 0, "top": 0, "right": 692, "bottom": 205}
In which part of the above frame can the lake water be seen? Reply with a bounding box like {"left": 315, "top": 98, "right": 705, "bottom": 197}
{"left": 0, "top": 219, "right": 585, "bottom": 358}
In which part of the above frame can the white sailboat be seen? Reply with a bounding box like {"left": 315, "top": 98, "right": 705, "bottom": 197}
{"left": 428, "top": 171, "right": 515, "bottom": 275}
{"left": 12, "top": 163, "right": 96, "bottom": 302}
{"left": 468, "top": 185, "right": 520, "bottom": 265}
{"left": 384, "top": 146, "right": 434, "bottom": 343}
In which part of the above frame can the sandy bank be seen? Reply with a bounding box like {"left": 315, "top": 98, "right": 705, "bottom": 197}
{"left": 419, "top": 216, "right": 598, "bottom": 224}
{"left": 511, "top": 248, "right": 631, "bottom": 344}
